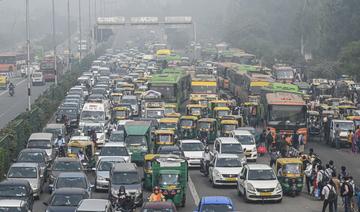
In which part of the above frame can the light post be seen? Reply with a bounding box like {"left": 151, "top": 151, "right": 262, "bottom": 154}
{"left": 26, "top": 0, "right": 31, "bottom": 111}
{"left": 79, "top": 0, "right": 82, "bottom": 62}
{"left": 52, "top": 0, "right": 57, "bottom": 85}
{"left": 67, "top": 0, "right": 71, "bottom": 71}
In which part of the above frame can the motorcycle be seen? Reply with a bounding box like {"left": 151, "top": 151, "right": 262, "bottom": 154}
{"left": 8, "top": 87, "right": 14, "bottom": 96}
{"left": 114, "top": 195, "right": 136, "bottom": 212}
{"left": 200, "top": 159, "right": 210, "bottom": 176}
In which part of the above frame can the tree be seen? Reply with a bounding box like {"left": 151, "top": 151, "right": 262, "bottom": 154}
{"left": 338, "top": 40, "right": 360, "bottom": 80}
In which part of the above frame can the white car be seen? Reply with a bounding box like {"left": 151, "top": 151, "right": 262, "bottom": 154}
{"left": 179, "top": 140, "right": 204, "bottom": 167}
{"left": 237, "top": 164, "right": 282, "bottom": 202}
{"left": 209, "top": 154, "right": 243, "bottom": 187}
{"left": 81, "top": 123, "right": 106, "bottom": 146}
{"left": 96, "top": 142, "right": 130, "bottom": 163}
{"left": 231, "top": 130, "right": 257, "bottom": 161}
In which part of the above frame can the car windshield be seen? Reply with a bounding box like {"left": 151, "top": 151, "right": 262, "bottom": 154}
{"left": 283, "top": 163, "right": 302, "bottom": 174}
{"left": 125, "top": 135, "right": 147, "bottom": 146}
{"left": 0, "top": 185, "right": 27, "bottom": 197}
{"left": 98, "top": 160, "right": 124, "bottom": 171}
{"left": 142, "top": 209, "right": 174, "bottom": 212}
{"left": 180, "top": 119, "right": 194, "bottom": 127}
{"left": 217, "top": 110, "right": 229, "bottom": 117}
{"left": 112, "top": 172, "right": 139, "bottom": 185}
{"left": 159, "top": 135, "right": 172, "bottom": 143}
{"left": 165, "top": 107, "right": 175, "bottom": 114}
{"left": 181, "top": 143, "right": 204, "bottom": 151}
{"left": 8, "top": 167, "right": 37, "bottom": 178}
{"left": 0, "top": 207, "right": 27, "bottom": 212}
{"left": 27, "top": 140, "right": 51, "bottom": 149}
{"left": 159, "top": 174, "right": 179, "bottom": 186}
{"left": 50, "top": 194, "right": 84, "bottom": 206}
{"left": 81, "top": 111, "right": 105, "bottom": 122}
{"left": 336, "top": 122, "right": 354, "bottom": 131}
{"left": 198, "top": 122, "right": 211, "bottom": 129}
{"left": 115, "top": 110, "right": 127, "bottom": 117}
{"left": 56, "top": 177, "right": 87, "bottom": 189}
{"left": 269, "top": 105, "right": 306, "bottom": 124}
{"left": 234, "top": 135, "right": 255, "bottom": 145}
{"left": 17, "top": 152, "right": 44, "bottom": 163}
{"left": 221, "top": 143, "right": 243, "bottom": 154}
{"left": 110, "top": 132, "right": 125, "bottom": 142}
{"left": 146, "top": 110, "right": 164, "bottom": 118}
{"left": 248, "top": 169, "right": 276, "bottom": 180}
{"left": 82, "top": 125, "right": 103, "bottom": 133}
{"left": 190, "top": 108, "right": 201, "bottom": 115}
{"left": 67, "top": 146, "right": 82, "bottom": 154}
{"left": 100, "top": 147, "right": 129, "bottom": 156}
{"left": 201, "top": 204, "right": 233, "bottom": 211}
{"left": 216, "top": 158, "right": 242, "bottom": 167}
{"left": 158, "top": 148, "right": 181, "bottom": 156}
{"left": 53, "top": 161, "right": 81, "bottom": 171}
{"left": 160, "top": 123, "right": 177, "bottom": 129}
{"left": 223, "top": 124, "right": 236, "bottom": 131}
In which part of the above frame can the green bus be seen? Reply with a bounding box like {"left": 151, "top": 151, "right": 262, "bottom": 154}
{"left": 261, "top": 82, "right": 302, "bottom": 95}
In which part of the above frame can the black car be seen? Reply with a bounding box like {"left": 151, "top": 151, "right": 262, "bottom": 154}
{"left": 48, "top": 158, "right": 84, "bottom": 189}
{"left": 44, "top": 188, "right": 89, "bottom": 212}
{"left": 16, "top": 148, "right": 50, "bottom": 181}
{"left": 156, "top": 145, "right": 185, "bottom": 157}
{"left": 0, "top": 180, "right": 34, "bottom": 210}
{"left": 55, "top": 107, "right": 79, "bottom": 127}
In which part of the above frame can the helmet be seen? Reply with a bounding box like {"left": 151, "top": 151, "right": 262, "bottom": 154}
{"left": 57, "top": 134, "right": 62, "bottom": 139}
{"left": 119, "top": 185, "right": 126, "bottom": 195}
{"left": 153, "top": 186, "right": 160, "bottom": 192}
{"left": 204, "top": 146, "right": 210, "bottom": 153}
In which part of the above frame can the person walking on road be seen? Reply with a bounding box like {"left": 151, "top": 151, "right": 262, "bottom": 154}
{"left": 341, "top": 176, "right": 353, "bottom": 212}
{"left": 266, "top": 128, "right": 274, "bottom": 151}
{"left": 335, "top": 124, "right": 341, "bottom": 149}
{"left": 322, "top": 180, "right": 337, "bottom": 212}
{"left": 331, "top": 172, "right": 340, "bottom": 212}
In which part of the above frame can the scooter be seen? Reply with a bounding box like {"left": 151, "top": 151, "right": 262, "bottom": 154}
{"left": 200, "top": 159, "right": 210, "bottom": 177}
{"left": 9, "top": 88, "right": 14, "bottom": 96}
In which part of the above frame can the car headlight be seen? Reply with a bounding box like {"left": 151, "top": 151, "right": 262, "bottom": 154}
{"left": 252, "top": 147, "right": 257, "bottom": 152}
{"left": 213, "top": 169, "right": 221, "bottom": 177}
{"left": 275, "top": 183, "right": 282, "bottom": 192}
{"left": 247, "top": 183, "right": 256, "bottom": 192}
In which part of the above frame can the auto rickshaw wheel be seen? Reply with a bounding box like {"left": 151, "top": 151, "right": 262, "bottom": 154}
{"left": 180, "top": 193, "right": 186, "bottom": 207}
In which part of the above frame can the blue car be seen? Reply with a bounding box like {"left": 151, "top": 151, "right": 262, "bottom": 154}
{"left": 194, "top": 196, "right": 235, "bottom": 212}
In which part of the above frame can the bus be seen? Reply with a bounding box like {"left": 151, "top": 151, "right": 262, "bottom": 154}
{"left": 217, "top": 48, "right": 256, "bottom": 65}
{"left": 260, "top": 92, "right": 307, "bottom": 141}
{"left": 190, "top": 74, "right": 217, "bottom": 100}
{"left": 0, "top": 52, "right": 18, "bottom": 73}
{"left": 272, "top": 64, "right": 295, "bottom": 83}
{"left": 261, "top": 82, "right": 301, "bottom": 95}
{"left": 148, "top": 69, "right": 191, "bottom": 109}
{"left": 40, "top": 56, "right": 64, "bottom": 82}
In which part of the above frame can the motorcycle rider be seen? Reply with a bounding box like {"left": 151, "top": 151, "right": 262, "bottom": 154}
{"left": 54, "top": 134, "right": 66, "bottom": 157}
{"left": 149, "top": 186, "right": 165, "bottom": 202}
{"left": 77, "top": 149, "right": 87, "bottom": 162}
{"left": 201, "top": 146, "right": 212, "bottom": 175}
{"left": 116, "top": 186, "right": 133, "bottom": 210}
{"left": 8, "top": 82, "right": 15, "bottom": 96}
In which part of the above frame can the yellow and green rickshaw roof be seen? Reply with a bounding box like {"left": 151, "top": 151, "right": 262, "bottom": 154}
{"left": 187, "top": 104, "right": 207, "bottom": 109}
{"left": 220, "top": 119, "right": 238, "bottom": 125}
{"left": 164, "top": 112, "right": 181, "bottom": 118}
{"left": 338, "top": 105, "right": 356, "bottom": 109}
{"left": 155, "top": 129, "right": 175, "bottom": 135}
{"left": 113, "top": 107, "right": 129, "bottom": 111}
{"left": 111, "top": 93, "right": 122, "bottom": 96}
{"left": 180, "top": 115, "right": 198, "bottom": 120}
{"left": 213, "top": 107, "right": 230, "bottom": 111}
{"left": 159, "top": 118, "right": 179, "bottom": 123}
{"left": 276, "top": 158, "right": 302, "bottom": 164}
{"left": 198, "top": 118, "right": 217, "bottom": 123}
{"left": 144, "top": 154, "right": 160, "bottom": 161}
{"left": 211, "top": 100, "right": 229, "bottom": 104}
{"left": 68, "top": 139, "right": 93, "bottom": 147}
{"left": 243, "top": 102, "right": 258, "bottom": 106}
{"left": 165, "top": 104, "right": 177, "bottom": 108}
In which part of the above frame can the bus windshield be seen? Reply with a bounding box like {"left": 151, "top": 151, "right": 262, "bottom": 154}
{"left": 269, "top": 105, "right": 306, "bottom": 124}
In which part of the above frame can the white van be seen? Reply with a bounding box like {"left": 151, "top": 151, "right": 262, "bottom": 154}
{"left": 27, "top": 133, "right": 54, "bottom": 159}
{"left": 80, "top": 102, "right": 108, "bottom": 127}
{"left": 31, "top": 72, "right": 45, "bottom": 86}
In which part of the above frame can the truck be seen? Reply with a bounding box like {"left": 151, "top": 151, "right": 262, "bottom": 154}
{"left": 124, "top": 121, "right": 152, "bottom": 164}
{"left": 151, "top": 155, "right": 188, "bottom": 207}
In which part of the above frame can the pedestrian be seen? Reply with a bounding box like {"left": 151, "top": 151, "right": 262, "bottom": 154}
{"left": 269, "top": 144, "right": 279, "bottom": 168}
{"left": 331, "top": 172, "right": 340, "bottom": 212}
{"left": 316, "top": 165, "right": 325, "bottom": 199}
{"left": 335, "top": 124, "right": 341, "bottom": 149}
{"left": 348, "top": 130, "right": 356, "bottom": 153}
{"left": 341, "top": 176, "right": 354, "bottom": 212}
{"left": 266, "top": 128, "right": 274, "bottom": 151}
{"left": 298, "top": 133, "right": 305, "bottom": 153}
{"left": 292, "top": 132, "right": 299, "bottom": 150}
{"left": 324, "top": 117, "right": 330, "bottom": 143}
{"left": 322, "top": 180, "right": 337, "bottom": 212}
{"left": 259, "top": 129, "right": 266, "bottom": 147}
{"left": 329, "top": 160, "right": 336, "bottom": 176}
{"left": 338, "top": 166, "right": 349, "bottom": 182}
{"left": 304, "top": 160, "right": 313, "bottom": 194}
{"left": 325, "top": 164, "right": 333, "bottom": 182}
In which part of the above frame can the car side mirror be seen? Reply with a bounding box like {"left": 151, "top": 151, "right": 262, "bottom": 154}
{"left": 43, "top": 202, "right": 48, "bottom": 206}
{"left": 240, "top": 175, "right": 245, "bottom": 180}
{"left": 209, "top": 163, "right": 213, "bottom": 167}
{"left": 92, "top": 167, "right": 96, "bottom": 171}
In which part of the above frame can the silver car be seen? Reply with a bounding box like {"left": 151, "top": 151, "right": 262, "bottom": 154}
{"left": 93, "top": 157, "right": 125, "bottom": 191}
{"left": 0, "top": 199, "right": 31, "bottom": 212}
{"left": 6, "top": 163, "right": 44, "bottom": 199}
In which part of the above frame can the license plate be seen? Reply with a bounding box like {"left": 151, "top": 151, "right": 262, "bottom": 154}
{"left": 245, "top": 153, "right": 251, "bottom": 156}
{"left": 260, "top": 192, "right": 272, "bottom": 196}
{"left": 224, "top": 178, "right": 236, "bottom": 181}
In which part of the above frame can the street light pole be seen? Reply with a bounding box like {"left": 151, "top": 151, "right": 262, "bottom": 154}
{"left": 79, "top": 0, "right": 82, "bottom": 62}
{"left": 67, "top": 0, "right": 71, "bottom": 71}
{"left": 26, "top": 0, "right": 31, "bottom": 111}
{"left": 52, "top": 0, "right": 57, "bottom": 85}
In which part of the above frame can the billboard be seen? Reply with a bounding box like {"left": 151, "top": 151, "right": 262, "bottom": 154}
{"left": 97, "top": 17, "right": 125, "bottom": 25}
{"left": 130, "top": 17, "right": 159, "bottom": 25}
{"left": 164, "top": 16, "right": 192, "bottom": 24}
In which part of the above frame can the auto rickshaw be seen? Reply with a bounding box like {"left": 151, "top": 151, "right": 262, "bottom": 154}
{"left": 159, "top": 118, "right": 179, "bottom": 133}
{"left": 346, "top": 116, "right": 360, "bottom": 129}
{"left": 197, "top": 118, "right": 218, "bottom": 143}
{"left": 179, "top": 116, "right": 198, "bottom": 139}
{"left": 67, "top": 137, "right": 96, "bottom": 169}
{"left": 110, "top": 92, "right": 122, "bottom": 106}
{"left": 186, "top": 104, "right": 207, "bottom": 118}
{"left": 307, "top": 111, "right": 321, "bottom": 135}
{"left": 210, "top": 100, "right": 230, "bottom": 111}
{"left": 338, "top": 105, "right": 356, "bottom": 119}
{"left": 219, "top": 119, "right": 238, "bottom": 137}
{"left": 275, "top": 158, "right": 304, "bottom": 196}
{"left": 112, "top": 107, "right": 130, "bottom": 121}
{"left": 212, "top": 107, "right": 231, "bottom": 120}
{"left": 164, "top": 104, "right": 177, "bottom": 115}
{"left": 154, "top": 130, "right": 176, "bottom": 151}
{"left": 143, "top": 154, "right": 159, "bottom": 190}
{"left": 164, "top": 112, "right": 181, "bottom": 118}
{"left": 221, "top": 115, "right": 244, "bottom": 128}
{"left": 190, "top": 96, "right": 207, "bottom": 106}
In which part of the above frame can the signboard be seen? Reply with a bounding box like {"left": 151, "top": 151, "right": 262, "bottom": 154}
{"left": 164, "top": 16, "right": 192, "bottom": 24}
{"left": 97, "top": 17, "right": 125, "bottom": 25}
{"left": 130, "top": 17, "right": 159, "bottom": 25}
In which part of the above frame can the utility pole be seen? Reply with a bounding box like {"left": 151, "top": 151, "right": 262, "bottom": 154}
{"left": 26, "top": 0, "right": 31, "bottom": 111}
{"left": 67, "top": 0, "right": 71, "bottom": 71}
{"left": 52, "top": 0, "right": 57, "bottom": 85}
{"left": 88, "top": 0, "right": 91, "bottom": 53}
{"left": 93, "top": 0, "right": 97, "bottom": 54}
{"left": 79, "top": 0, "right": 82, "bottom": 62}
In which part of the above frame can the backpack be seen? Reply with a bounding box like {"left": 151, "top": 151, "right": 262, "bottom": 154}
{"left": 327, "top": 185, "right": 337, "bottom": 202}
{"left": 340, "top": 182, "right": 354, "bottom": 197}
{"left": 321, "top": 170, "right": 329, "bottom": 186}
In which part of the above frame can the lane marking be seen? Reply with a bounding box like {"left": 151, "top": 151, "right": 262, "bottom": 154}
{"left": 188, "top": 175, "right": 200, "bottom": 204}
{"left": 0, "top": 78, "right": 27, "bottom": 96}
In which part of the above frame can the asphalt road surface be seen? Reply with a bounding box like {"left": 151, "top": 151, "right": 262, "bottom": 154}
{"left": 0, "top": 78, "right": 51, "bottom": 129}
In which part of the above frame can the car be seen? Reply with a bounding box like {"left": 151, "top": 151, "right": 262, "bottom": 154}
{"left": 329, "top": 119, "right": 354, "bottom": 147}
{"left": 209, "top": 154, "right": 243, "bottom": 187}
{"left": 43, "top": 123, "right": 66, "bottom": 139}
{"left": 0, "top": 180, "right": 34, "bottom": 210}
{"left": 44, "top": 188, "right": 89, "bottom": 212}
{"left": 194, "top": 196, "right": 235, "bottom": 212}
{"left": 26, "top": 133, "right": 55, "bottom": 159}
{"left": 179, "top": 139, "right": 204, "bottom": 167}
{"left": 141, "top": 201, "right": 177, "bottom": 212}
{"left": 0, "top": 199, "right": 32, "bottom": 212}
{"left": 237, "top": 164, "right": 283, "bottom": 202}
{"left": 108, "top": 163, "right": 143, "bottom": 206}
{"left": 97, "top": 142, "right": 130, "bottom": 162}
{"left": 81, "top": 123, "right": 106, "bottom": 146}
{"left": 16, "top": 148, "right": 50, "bottom": 181}
{"left": 231, "top": 130, "right": 257, "bottom": 161}
{"left": 51, "top": 172, "right": 93, "bottom": 197}
{"left": 156, "top": 145, "right": 185, "bottom": 157}
{"left": 213, "top": 137, "right": 245, "bottom": 159}
{"left": 76, "top": 199, "right": 112, "bottom": 212}
{"left": 6, "top": 163, "right": 44, "bottom": 199}
{"left": 93, "top": 157, "right": 126, "bottom": 191}
{"left": 55, "top": 107, "right": 79, "bottom": 127}
{"left": 48, "top": 158, "right": 84, "bottom": 186}
{"left": 31, "top": 72, "right": 45, "bottom": 86}
{"left": 108, "top": 130, "right": 125, "bottom": 143}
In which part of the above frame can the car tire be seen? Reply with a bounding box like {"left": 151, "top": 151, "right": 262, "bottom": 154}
{"left": 276, "top": 198, "right": 282, "bottom": 203}
{"left": 243, "top": 191, "right": 249, "bottom": 203}
{"left": 212, "top": 180, "right": 217, "bottom": 188}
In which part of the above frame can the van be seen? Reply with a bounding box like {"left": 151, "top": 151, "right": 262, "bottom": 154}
{"left": 43, "top": 123, "right": 66, "bottom": 138}
{"left": 27, "top": 133, "right": 54, "bottom": 159}
{"left": 213, "top": 137, "right": 245, "bottom": 160}
{"left": 80, "top": 102, "right": 108, "bottom": 127}
{"left": 31, "top": 72, "right": 45, "bottom": 86}
{"left": 329, "top": 119, "right": 354, "bottom": 148}
{"left": 122, "top": 95, "right": 139, "bottom": 116}
{"left": 108, "top": 163, "right": 143, "bottom": 206}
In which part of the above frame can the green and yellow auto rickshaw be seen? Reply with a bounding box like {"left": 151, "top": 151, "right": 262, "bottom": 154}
{"left": 112, "top": 107, "right": 130, "bottom": 122}
{"left": 143, "top": 154, "right": 159, "bottom": 190}
{"left": 179, "top": 116, "right": 198, "bottom": 139}
{"left": 275, "top": 158, "right": 304, "bottom": 196}
{"left": 186, "top": 104, "right": 207, "bottom": 118}
{"left": 219, "top": 119, "right": 238, "bottom": 137}
{"left": 164, "top": 112, "right": 181, "bottom": 118}
{"left": 159, "top": 118, "right": 179, "bottom": 133}
{"left": 213, "top": 107, "right": 231, "bottom": 120}
{"left": 164, "top": 104, "right": 178, "bottom": 116}
{"left": 110, "top": 92, "right": 122, "bottom": 106}
{"left": 154, "top": 130, "right": 176, "bottom": 151}
{"left": 197, "top": 118, "right": 218, "bottom": 143}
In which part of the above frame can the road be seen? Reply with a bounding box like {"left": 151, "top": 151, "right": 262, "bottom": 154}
{"left": 0, "top": 78, "right": 51, "bottom": 129}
